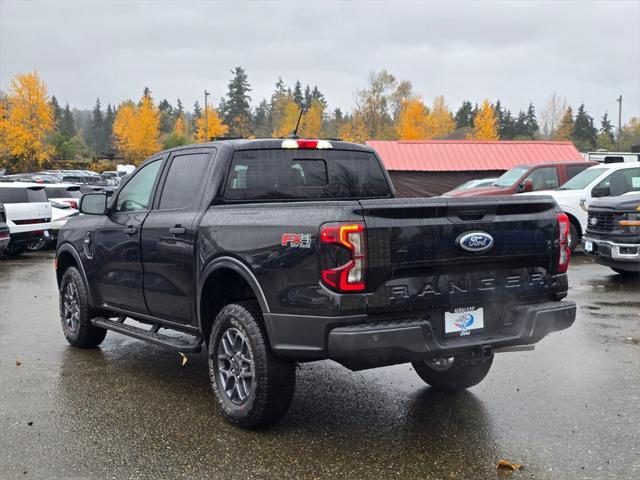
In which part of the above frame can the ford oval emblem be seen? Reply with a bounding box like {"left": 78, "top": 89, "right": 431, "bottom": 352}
{"left": 456, "top": 231, "right": 494, "bottom": 253}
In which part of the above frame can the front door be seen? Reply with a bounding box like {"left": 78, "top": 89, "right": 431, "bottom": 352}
{"left": 141, "top": 149, "right": 212, "bottom": 325}
{"left": 92, "top": 158, "right": 163, "bottom": 313}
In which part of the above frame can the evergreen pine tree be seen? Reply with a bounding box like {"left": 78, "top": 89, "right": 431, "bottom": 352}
{"left": 88, "top": 98, "right": 105, "bottom": 154}
{"left": 304, "top": 85, "right": 312, "bottom": 110}
{"left": 525, "top": 103, "right": 538, "bottom": 138}
{"left": 454, "top": 101, "right": 474, "bottom": 129}
{"left": 60, "top": 103, "right": 76, "bottom": 138}
{"left": 253, "top": 99, "right": 271, "bottom": 138}
{"left": 175, "top": 98, "right": 184, "bottom": 118}
{"left": 310, "top": 86, "right": 326, "bottom": 107}
{"left": 158, "top": 99, "right": 174, "bottom": 135}
{"left": 500, "top": 109, "right": 516, "bottom": 139}
{"left": 600, "top": 112, "right": 614, "bottom": 142}
{"left": 574, "top": 104, "right": 597, "bottom": 150}
{"left": 50, "top": 96, "right": 62, "bottom": 125}
{"left": 192, "top": 101, "right": 202, "bottom": 136}
{"left": 220, "top": 66, "right": 253, "bottom": 137}
{"left": 514, "top": 110, "right": 528, "bottom": 138}
{"left": 293, "top": 81, "right": 304, "bottom": 107}
{"left": 104, "top": 104, "right": 115, "bottom": 153}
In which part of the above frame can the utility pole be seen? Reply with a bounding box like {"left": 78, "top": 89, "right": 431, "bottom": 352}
{"left": 204, "top": 90, "right": 210, "bottom": 141}
{"left": 616, "top": 95, "right": 622, "bottom": 151}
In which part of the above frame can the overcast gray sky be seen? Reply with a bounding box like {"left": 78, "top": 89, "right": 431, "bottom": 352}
{"left": 1, "top": 0, "right": 639, "bottom": 124}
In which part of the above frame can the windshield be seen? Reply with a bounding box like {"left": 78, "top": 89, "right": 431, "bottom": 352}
{"left": 558, "top": 167, "right": 607, "bottom": 190}
{"left": 492, "top": 167, "right": 529, "bottom": 187}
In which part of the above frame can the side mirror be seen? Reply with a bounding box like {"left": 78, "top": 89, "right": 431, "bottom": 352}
{"left": 79, "top": 193, "right": 107, "bottom": 215}
{"left": 591, "top": 186, "right": 610, "bottom": 198}
{"left": 521, "top": 179, "right": 534, "bottom": 192}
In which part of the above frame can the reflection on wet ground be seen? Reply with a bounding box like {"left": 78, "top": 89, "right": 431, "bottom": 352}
{"left": 1, "top": 252, "right": 639, "bottom": 479}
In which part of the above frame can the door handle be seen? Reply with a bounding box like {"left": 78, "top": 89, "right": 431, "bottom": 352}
{"left": 169, "top": 226, "right": 186, "bottom": 235}
{"left": 123, "top": 226, "right": 138, "bottom": 236}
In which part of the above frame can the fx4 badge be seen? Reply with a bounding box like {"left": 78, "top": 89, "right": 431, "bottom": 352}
{"left": 282, "top": 233, "right": 311, "bottom": 248}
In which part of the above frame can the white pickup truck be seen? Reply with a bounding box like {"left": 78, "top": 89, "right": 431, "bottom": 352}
{"left": 0, "top": 182, "right": 52, "bottom": 256}
{"left": 520, "top": 162, "right": 640, "bottom": 251}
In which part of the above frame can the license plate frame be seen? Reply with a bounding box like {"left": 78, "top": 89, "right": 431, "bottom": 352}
{"left": 444, "top": 307, "right": 485, "bottom": 337}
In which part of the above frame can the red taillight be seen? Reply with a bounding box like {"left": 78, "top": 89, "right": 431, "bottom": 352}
{"left": 556, "top": 213, "right": 571, "bottom": 274}
{"left": 63, "top": 200, "right": 78, "bottom": 209}
{"left": 0, "top": 231, "right": 8, "bottom": 239}
{"left": 13, "top": 218, "right": 49, "bottom": 225}
{"left": 320, "top": 223, "right": 366, "bottom": 292}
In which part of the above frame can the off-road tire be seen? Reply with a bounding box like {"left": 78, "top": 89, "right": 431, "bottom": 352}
{"left": 59, "top": 267, "right": 107, "bottom": 348}
{"left": 412, "top": 354, "right": 493, "bottom": 392}
{"left": 208, "top": 301, "right": 296, "bottom": 429}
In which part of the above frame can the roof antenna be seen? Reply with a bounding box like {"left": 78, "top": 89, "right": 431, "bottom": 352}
{"left": 288, "top": 107, "right": 305, "bottom": 139}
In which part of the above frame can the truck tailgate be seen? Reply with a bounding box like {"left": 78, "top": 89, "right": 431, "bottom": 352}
{"left": 360, "top": 196, "right": 561, "bottom": 314}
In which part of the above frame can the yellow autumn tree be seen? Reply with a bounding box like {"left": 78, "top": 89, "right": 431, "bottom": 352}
{"left": 299, "top": 99, "right": 325, "bottom": 138}
{"left": 429, "top": 95, "right": 456, "bottom": 138}
{"left": 339, "top": 112, "right": 369, "bottom": 143}
{"left": 195, "top": 105, "right": 228, "bottom": 142}
{"left": 0, "top": 71, "right": 54, "bottom": 171}
{"left": 273, "top": 100, "right": 301, "bottom": 138}
{"left": 397, "top": 98, "right": 429, "bottom": 140}
{"left": 174, "top": 115, "right": 186, "bottom": 137}
{"left": 469, "top": 99, "right": 499, "bottom": 140}
{"left": 113, "top": 93, "right": 161, "bottom": 165}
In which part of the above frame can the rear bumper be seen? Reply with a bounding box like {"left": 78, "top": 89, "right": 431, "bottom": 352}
{"left": 7, "top": 230, "right": 50, "bottom": 247}
{"left": 582, "top": 235, "right": 640, "bottom": 271}
{"left": 267, "top": 300, "right": 576, "bottom": 369}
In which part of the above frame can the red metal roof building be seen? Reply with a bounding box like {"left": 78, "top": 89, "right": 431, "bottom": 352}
{"left": 365, "top": 140, "right": 584, "bottom": 197}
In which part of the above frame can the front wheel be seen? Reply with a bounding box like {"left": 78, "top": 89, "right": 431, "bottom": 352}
{"left": 59, "top": 267, "right": 107, "bottom": 348}
{"left": 412, "top": 354, "right": 493, "bottom": 392}
{"left": 209, "top": 301, "right": 296, "bottom": 429}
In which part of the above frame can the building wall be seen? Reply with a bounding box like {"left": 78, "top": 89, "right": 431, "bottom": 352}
{"left": 388, "top": 170, "right": 505, "bottom": 197}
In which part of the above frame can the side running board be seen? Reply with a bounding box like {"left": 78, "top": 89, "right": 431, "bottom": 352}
{"left": 92, "top": 316, "right": 203, "bottom": 353}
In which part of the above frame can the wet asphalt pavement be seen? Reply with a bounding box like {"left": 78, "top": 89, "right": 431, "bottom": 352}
{"left": 1, "top": 252, "right": 639, "bottom": 479}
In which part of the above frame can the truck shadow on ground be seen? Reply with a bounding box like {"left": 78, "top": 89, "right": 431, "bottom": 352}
{"left": 54, "top": 339, "right": 503, "bottom": 478}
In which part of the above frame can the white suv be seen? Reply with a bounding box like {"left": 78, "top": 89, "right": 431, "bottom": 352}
{"left": 520, "top": 162, "right": 640, "bottom": 251}
{"left": 0, "top": 182, "right": 52, "bottom": 256}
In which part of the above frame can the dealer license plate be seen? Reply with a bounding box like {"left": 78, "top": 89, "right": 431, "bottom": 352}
{"left": 584, "top": 240, "right": 593, "bottom": 253}
{"left": 445, "top": 307, "right": 484, "bottom": 336}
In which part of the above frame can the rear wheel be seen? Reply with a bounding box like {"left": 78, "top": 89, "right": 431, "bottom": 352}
{"left": 412, "top": 354, "right": 493, "bottom": 392}
{"left": 59, "top": 267, "right": 107, "bottom": 348}
{"left": 208, "top": 301, "right": 296, "bottom": 429}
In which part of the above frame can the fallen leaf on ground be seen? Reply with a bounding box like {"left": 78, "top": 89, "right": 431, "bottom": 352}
{"left": 179, "top": 352, "right": 188, "bottom": 366}
{"left": 497, "top": 459, "right": 523, "bottom": 475}
{"left": 16, "top": 359, "right": 22, "bottom": 367}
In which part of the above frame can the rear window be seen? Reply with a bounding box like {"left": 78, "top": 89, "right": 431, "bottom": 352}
{"left": 0, "top": 187, "right": 48, "bottom": 203}
{"left": 224, "top": 150, "right": 391, "bottom": 201}
{"left": 44, "top": 187, "right": 82, "bottom": 199}
{"left": 565, "top": 164, "right": 590, "bottom": 180}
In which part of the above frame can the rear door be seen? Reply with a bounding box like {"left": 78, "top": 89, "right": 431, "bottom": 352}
{"left": 141, "top": 148, "right": 213, "bottom": 325}
{"left": 91, "top": 158, "right": 163, "bottom": 313}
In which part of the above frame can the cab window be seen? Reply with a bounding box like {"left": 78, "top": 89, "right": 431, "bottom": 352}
{"left": 525, "top": 167, "right": 559, "bottom": 190}
{"left": 114, "top": 160, "right": 162, "bottom": 213}
{"left": 594, "top": 167, "right": 640, "bottom": 197}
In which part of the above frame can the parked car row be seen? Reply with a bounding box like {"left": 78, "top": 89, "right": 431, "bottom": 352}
{"left": 0, "top": 178, "right": 97, "bottom": 257}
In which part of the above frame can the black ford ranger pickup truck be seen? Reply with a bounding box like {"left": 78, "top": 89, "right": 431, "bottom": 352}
{"left": 55, "top": 138, "right": 576, "bottom": 428}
